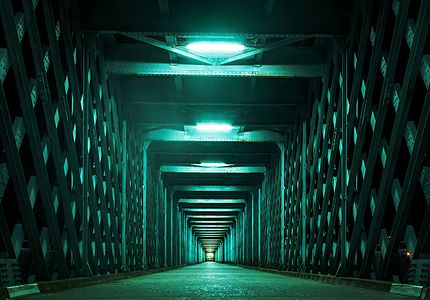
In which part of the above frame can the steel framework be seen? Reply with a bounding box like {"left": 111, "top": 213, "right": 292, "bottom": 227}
{"left": 1, "top": 0, "right": 429, "bottom": 288}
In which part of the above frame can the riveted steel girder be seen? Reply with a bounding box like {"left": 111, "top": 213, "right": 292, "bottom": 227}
{"left": 107, "top": 62, "right": 324, "bottom": 78}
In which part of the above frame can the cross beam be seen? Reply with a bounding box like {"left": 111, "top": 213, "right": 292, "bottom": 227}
{"left": 161, "top": 165, "right": 266, "bottom": 174}
{"left": 174, "top": 185, "right": 254, "bottom": 192}
{"left": 179, "top": 199, "right": 246, "bottom": 204}
{"left": 107, "top": 62, "right": 324, "bottom": 78}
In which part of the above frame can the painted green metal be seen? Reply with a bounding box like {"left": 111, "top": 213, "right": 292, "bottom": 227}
{"left": 192, "top": 225, "right": 231, "bottom": 228}
{"left": 107, "top": 62, "right": 325, "bottom": 78}
{"left": 217, "top": 37, "right": 308, "bottom": 65}
{"left": 174, "top": 185, "right": 254, "bottom": 192}
{"left": 164, "top": 187, "right": 168, "bottom": 267}
{"left": 278, "top": 143, "right": 285, "bottom": 266}
{"left": 187, "top": 215, "right": 238, "bottom": 219}
{"left": 142, "top": 141, "right": 150, "bottom": 268}
{"left": 189, "top": 221, "right": 234, "bottom": 224}
{"left": 121, "top": 120, "right": 128, "bottom": 271}
{"left": 140, "top": 128, "right": 286, "bottom": 142}
{"left": 301, "top": 120, "right": 306, "bottom": 265}
{"left": 160, "top": 165, "right": 266, "bottom": 174}
{"left": 182, "top": 208, "right": 242, "bottom": 213}
{"left": 120, "top": 34, "right": 214, "bottom": 65}
{"left": 179, "top": 199, "right": 246, "bottom": 204}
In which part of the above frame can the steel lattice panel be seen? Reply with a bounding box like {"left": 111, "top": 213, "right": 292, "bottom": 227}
{"left": 283, "top": 0, "right": 430, "bottom": 282}
{"left": 0, "top": 0, "right": 147, "bottom": 284}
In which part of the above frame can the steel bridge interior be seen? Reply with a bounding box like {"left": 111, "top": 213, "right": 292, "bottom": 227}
{"left": 0, "top": 0, "right": 430, "bottom": 298}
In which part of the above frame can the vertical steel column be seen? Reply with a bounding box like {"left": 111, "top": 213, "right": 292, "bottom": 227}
{"left": 251, "top": 192, "right": 255, "bottom": 265}
{"left": 188, "top": 222, "right": 191, "bottom": 264}
{"left": 258, "top": 188, "right": 261, "bottom": 265}
{"left": 170, "top": 192, "right": 174, "bottom": 266}
{"left": 164, "top": 187, "right": 167, "bottom": 267}
{"left": 278, "top": 143, "right": 285, "bottom": 267}
{"left": 231, "top": 225, "right": 234, "bottom": 263}
{"left": 229, "top": 232, "right": 232, "bottom": 262}
{"left": 186, "top": 227, "right": 189, "bottom": 264}
{"left": 142, "top": 141, "right": 150, "bottom": 269}
{"left": 340, "top": 51, "right": 348, "bottom": 272}
{"left": 231, "top": 229, "right": 233, "bottom": 262}
{"left": 82, "top": 40, "right": 90, "bottom": 275}
{"left": 231, "top": 220, "right": 238, "bottom": 263}
{"left": 227, "top": 229, "right": 230, "bottom": 262}
{"left": 178, "top": 210, "right": 182, "bottom": 265}
{"left": 223, "top": 234, "right": 225, "bottom": 262}
{"left": 121, "top": 120, "right": 128, "bottom": 271}
{"left": 182, "top": 212, "right": 186, "bottom": 264}
{"left": 266, "top": 177, "right": 271, "bottom": 266}
{"left": 301, "top": 121, "right": 307, "bottom": 265}
{"left": 195, "top": 235, "right": 197, "bottom": 263}
{"left": 155, "top": 173, "right": 160, "bottom": 268}
{"left": 242, "top": 209, "right": 245, "bottom": 263}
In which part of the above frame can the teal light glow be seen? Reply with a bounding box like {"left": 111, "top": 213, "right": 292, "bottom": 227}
{"left": 195, "top": 123, "right": 233, "bottom": 132}
{"left": 186, "top": 42, "right": 245, "bottom": 54}
{"left": 192, "top": 162, "right": 232, "bottom": 168}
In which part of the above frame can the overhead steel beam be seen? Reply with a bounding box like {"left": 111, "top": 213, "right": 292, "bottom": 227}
{"left": 157, "top": 0, "right": 185, "bottom": 95}
{"left": 192, "top": 224, "right": 232, "bottom": 227}
{"left": 121, "top": 35, "right": 311, "bottom": 66}
{"left": 194, "top": 232, "right": 229, "bottom": 234}
{"left": 183, "top": 208, "right": 242, "bottom": 212}
{"left": 128, "top": 104, "right": 299, "bottom": 127}
{"left": 199, "top": 240, "right": 224, "bottom": 243}
{"left": 199, "top": 241, "right": 223, "bottom": 243}
{"left": 194, "top": 231, "right": 229, "bottom": 233}
{"left": 218, "top": 37, "right": 308, "bottom": 65}
{"left": 161, "top": 165, "right": 266, "bottom": 174}
{"left": 177, "top": 199, "right": 249, "bottom": 207}
{"left": 193, "top": 230, "right": 230, "bottom": 233}
{"left": 125, "top": 100, "right": 302, "bottom": 107}
{"left": 189, "top": 220, "right": 234, "bottom": 224}
{"left": 179, "top": 199, "right": 246, "bottom": 204}
{"left": 174, "top": 185, "right": 254, "bottom": 192}
{"left": 194, "top": 229, "right": 230, "bottom": 232}
{"left": 153, "top": 153, "right": 272, "bottom": 166}
{"left": 92, "top": 30, "right": 343, "bottom": 39}
{"left": 194, "top": 227, "right": 231, "bottom": 229}
{"left": 121, "top": 34, "right": 214, "bottom": 65}
{"left": 193, "top": 230, "right": 230, "bottom": 237}
{"left": 105, "top": 44, "right": 325, "bottom": 67}
{"left": 140, "top": 128, "right": 286, "bottom": 142}
{"left": 197, "top": 234, "right": 226, "bottom": 237}
{"left": 200, "top": 241, "right": 223, "bottom": 244}
{"left": 187, "top": 215, "right": 237, "bottom": 219}
{"left": 107, "top": 61, "right": 325, "bottom": 77}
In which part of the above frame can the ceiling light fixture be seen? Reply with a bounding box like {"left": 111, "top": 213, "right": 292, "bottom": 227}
{"left": 186, "top": 41, "right": 245, "bottom": 54}
{"left": 193, "top": 162, "right": 232, "bottom": 168}
{"left": 195, "top": 123, "right": 233, "bottom": 132}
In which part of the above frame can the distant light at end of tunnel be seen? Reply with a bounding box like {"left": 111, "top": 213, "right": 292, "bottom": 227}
{"left": 186, "top": 42, "right": 245, "bottom": 54}
{"left": 206, "top": 252, "right": 215, "bottom": 260}
{"left": 195, "top": 123, "right": 233, "bottom": 132}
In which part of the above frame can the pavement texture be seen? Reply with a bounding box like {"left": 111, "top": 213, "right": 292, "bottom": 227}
{"left": 27, "top": 262, "right": 411, "bottom": 299}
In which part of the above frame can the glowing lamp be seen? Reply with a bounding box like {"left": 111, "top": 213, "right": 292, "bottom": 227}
{"left": 186, "top": 42, "right": 245, "bottom": 54}
{"left": 195, "top": 123, "right": 233, "bottom": 132}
